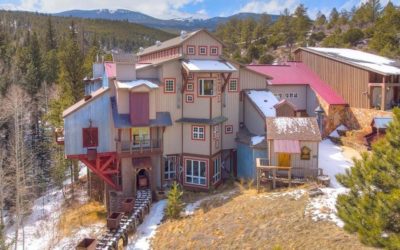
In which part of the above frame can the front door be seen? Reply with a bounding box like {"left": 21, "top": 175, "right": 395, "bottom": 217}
{"left": 278, "top": 153, "right": 291, "bottom": 167}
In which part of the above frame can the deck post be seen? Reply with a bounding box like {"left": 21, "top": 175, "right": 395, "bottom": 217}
{"left": 381, "top": 76, "right": 386, "bottom": 110}
{"left": 288, "top": 168, "right": 292, "bottom": 188}
{"left": 272, "top": 168, "right": 276, "bottom": 189}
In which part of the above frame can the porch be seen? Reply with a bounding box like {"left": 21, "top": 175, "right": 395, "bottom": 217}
{"left": 369, "top": 74, "right": 400, "bottom": 110}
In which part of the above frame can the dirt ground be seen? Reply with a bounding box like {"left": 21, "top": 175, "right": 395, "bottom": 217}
{"left": 151, "top": 188, "right": 375, "bottom": 250}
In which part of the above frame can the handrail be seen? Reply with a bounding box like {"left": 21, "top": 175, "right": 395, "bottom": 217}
{"left": 116, "top": 139, "right": 162, "bottom": 153}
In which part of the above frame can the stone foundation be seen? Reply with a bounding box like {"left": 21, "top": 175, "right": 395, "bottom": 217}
{"left": 343, "top": 107, "right": 392, "bottom": 130}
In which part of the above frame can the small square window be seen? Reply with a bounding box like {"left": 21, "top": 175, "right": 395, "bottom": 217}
{"left": 192, "top": 126, "right": 205, "bottom": 140}
{"left": 186, "top": 94, "right": 194, "bottom": 103}
{"left": 294, "top": 93, "right": 298, "bottom": 98}
{"left": 225, "top": 125, "right": 233, "bottom": 134}
{"left": 210, "top": 46, "right": 218, "bottom": 55}
{"left": 199, "top": 46, "right": 207, "bottom": 55}
{"left": 187, "top": 82, "right": 194, "bottom": 91}
{"left": 289, "top": 93, "right": 293, "bottom": 98}
{"left": 228, "top": 79, "right": 238, "bottom": 92}
{"left": 187, "top": 46, "right": 195, "bottom": 55}
{"left": 164, "top": 79, "right": 175, "bottom": 93}
{"left": 188, "top": 73, "right": 194, "bottom": 80}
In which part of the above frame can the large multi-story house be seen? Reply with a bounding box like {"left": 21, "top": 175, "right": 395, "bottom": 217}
{"left": 62, "top": 29, "right": 275, "bottom": 208}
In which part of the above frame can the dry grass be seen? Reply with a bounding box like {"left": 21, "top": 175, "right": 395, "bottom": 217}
{"left": 58, "top": 200, "right": 107, "bottom": 238}
{"left": 152, "top": 187, "right": 376, "bottom": 250}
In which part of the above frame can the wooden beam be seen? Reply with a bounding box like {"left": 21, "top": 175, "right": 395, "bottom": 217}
{"left": 221, "top": 72, "right": 232, "bottom": 93}
{"left": 99, "top": 154, "right": 115, "bottom": 171}
{"left": 181, "top": 68, "right": 189, "bottom": 93}
{"left": 381, "top": 76, "right": 387, "bottom": 110}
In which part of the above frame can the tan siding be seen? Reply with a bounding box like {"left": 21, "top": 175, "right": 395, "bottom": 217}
{"left": 244, "top": 97, "right": 265, "bottom": 135}
{"left": 276, "top": 103, "right": 295, "bottom": 117}
{"left": 136, "top": 66, "right": 158, "bottom": 78}
{"left": 298, "top": 50, "right": 370, "bottom": 109}
{"left": 182, "top": 124, "right": 210, "bottom": 155}
{"left": 240, "top": 68, "right": 266, "bottom": 90}
{"left": 211, "top": 124, "right": 222, "bottom": 155}
{"left": 182, "top": 31, "right": 223, "bottom": 60}
{"left": 116, "top": 89, "right": 129, "bottom": 114}
{"left": 157, "top": 60, "right": 183, "bottom": 155}
{"left": 269, "top": 140, "right": 319, "bottom": 170}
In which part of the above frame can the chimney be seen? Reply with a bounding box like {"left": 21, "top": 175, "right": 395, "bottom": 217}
{"left": 113, "top": 53, "right": 137, "bottom": 81}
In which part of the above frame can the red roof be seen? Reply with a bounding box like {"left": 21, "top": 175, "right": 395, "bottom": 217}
{"left": 104, "top": 62, "right": 116, "bottom": 78}
{"left": 247, "top": 62, "right": 347, "bottom": 105}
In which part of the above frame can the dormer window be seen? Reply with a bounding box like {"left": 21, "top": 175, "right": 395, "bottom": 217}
{"left": 187, "top": 45, "right": 195, "bottom": 55}
{"left": 199, "top": 46, "right": 207, "bottom": 55}
{"left": 164, "top": 78, "right": 175, "bottom": 93}
{"left": 210, "top": 46, "right": 218, "bottom": 56}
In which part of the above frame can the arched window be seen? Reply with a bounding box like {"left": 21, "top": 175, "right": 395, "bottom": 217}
{"left": 301, "top": 146, "right": 311, "bottom": 160}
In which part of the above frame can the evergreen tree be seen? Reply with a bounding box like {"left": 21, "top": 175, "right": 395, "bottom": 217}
{"left": 328, "top": 8, "right": 340, "bottom": 28}
{"left": 166, "top": 182, "right": 184, "bottom": 219}
{"left": 336, "top": 108, "right": 400, "bottom": 249}
{"left": 45, "top": 17, "right": 57, "bottom": 51}
{"left": 315, "top": 11, "right": 327, "bottom": 27}
{"left": 292, "top": 4, "right": 312, "bottom": 43}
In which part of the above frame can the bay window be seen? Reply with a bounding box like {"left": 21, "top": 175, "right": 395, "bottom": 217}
{"left": 185, "top": 159, "right": 207, "bottom": 185}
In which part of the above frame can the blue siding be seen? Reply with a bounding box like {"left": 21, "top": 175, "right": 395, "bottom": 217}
{"left": 237, "top": 142, "right": 267, "bottom": 180}
{"left": 64, "top": 90, "right": 114, "bottom": 155}
{"left": 102, "top": 71, "right": 109, "bottom": 88}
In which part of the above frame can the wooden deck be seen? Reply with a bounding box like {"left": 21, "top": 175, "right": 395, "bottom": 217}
{"left": 95, "top": 189, "right": 152, "bottom": 249}
{"left": 116, "top": 139, "right": 162, "bottom": 158}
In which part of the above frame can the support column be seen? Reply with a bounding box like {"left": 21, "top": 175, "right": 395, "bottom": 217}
{"left": 381, "top": 76, "right": 386, "bottom": 110}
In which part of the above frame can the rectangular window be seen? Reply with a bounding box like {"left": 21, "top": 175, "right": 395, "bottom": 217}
{"left": 82, "top": 127, "right": 98, "bottom": 148}
{"left": 213, "top": 125, "right": 220, "bottom": 139}
{"left": 210, "top": 46, "right": 218, "bottom": 56}
{"left": 188, "top": 73, "right": 194, "bottom": 80}
{"left": 192, "top": 125, "right": 205, "bottom": 140}
{"left": 198, "top": 79, "right": 214, "bottom": 96}
{"left": 164, "top": 78, "right": 175, "bottom": 93}
{"left": 164, "top": 156, "right": 176, "bottom": 180}
{"left": 199, "top": 46, "right": 207, "bottom": 55}
{"left": 187, "top": 82, "right": 194, "bottom": 91}
{"left": 131, "top": 127, "right": 150, "bottom": 147}
{"left": 228, "top": 79, "right": 238, "bottom": 92}
{"left": 186, "top": 94, "right": 194, "bottom": 103}
{"left": 185, "top": 159, "right": 207, "bottom": 186}
{"left": 187, "top": 45, "right": 195, "bottom": 55}
{"left": 225, "top": 125, "right": 233, "bottom": 134}
{"left": 213, "top": 157, "right": 221, "bottom": 184}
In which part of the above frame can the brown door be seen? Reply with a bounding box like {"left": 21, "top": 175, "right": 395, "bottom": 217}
{"left": 278, "top": 153, "right": 291, "bottom": 167}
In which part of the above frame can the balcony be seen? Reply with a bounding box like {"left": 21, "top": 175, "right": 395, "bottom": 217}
{"left": 116, "top": 138, "right": 162, "bottom": 158}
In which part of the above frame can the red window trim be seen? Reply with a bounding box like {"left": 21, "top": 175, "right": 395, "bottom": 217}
{"left": 187, "top": 45, "right": 196, "bottom": 55}
{"left": 186, "top": 82, "right": 194, "bottom": 92}
{"left": 185, "top": 94, "right": 194, "bottom": 103}
{"left": 210, "top": 46, "right": 219, "bottom": 56}
{"left": 225, "top": 125, "right": 233, "bottom": 134}
{"left": 198, "top": 46, "right": 208, "bottom": 55}
{"left": 228, "top": 78, "right": 240, "bottom": 92}
{"left": 163, "top": 78, "right": 176, "bottom": 93}
{"left": 191, "top": 125, "right": 206, "bottom": 141}
{"left": 183, "top": 156, "right": 209, "bottom": 187}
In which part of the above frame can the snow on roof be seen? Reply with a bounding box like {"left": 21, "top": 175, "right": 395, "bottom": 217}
{"left": 266, "top": 117, "right": 321, "bottom": 141}
{"left": 336, "top": 124, "right": 348, "bottom": 131}
{"left": 372, "top": 117, "right": 393, "bottom": 129}
{"left": 307, "top": 47, "right": 400, "bottom": 75}
{"left": 251, "top": 136, "right": 265, "bottom": 146}
{"left": 329, "top": 129, "right": 340, "bottom": 138}
{"left": 246, "top": 62, "right": 347, "bottom": 105}
{"left": 116, "top": 79, "right": 159, "bottom": 90}
{"left": 182, "top": 60, "right": 237, "bottom": 73}
{"left": 246, "top": 90, "right": 279, "bottom": 117}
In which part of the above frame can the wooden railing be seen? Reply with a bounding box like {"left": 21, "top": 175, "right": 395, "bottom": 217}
{"left": 116, "top": 139, "right": 162, "bottom": 155}
{"left": 256, "top": 158, "right": 323, "bottom": 191}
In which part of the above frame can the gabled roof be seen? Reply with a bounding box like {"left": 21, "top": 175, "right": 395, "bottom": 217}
{"left": 247, "top": 62, "right": 347, "bottom": 105}
{"left": 182, "top": 59, "right": 237, "bottom": 73}
{"left": 115, "top": 79, "right": 159, "bottom": 90}
{"left": 244, "top": 90, "right": 279, "bottom": 118}
{"left": 296, "top": 47, "right": 400, "bottom": 76}
{"left": 63, "top": 87, "right": 109, "bottom": 118}
{"left": 274, "top": 99, "right": 298, "bottom": 111}
{"left": 266, "top": 117, "right": 321, "bottom": 141}
{"left": 137, "top": 29, "right": 225, "bottom": 56}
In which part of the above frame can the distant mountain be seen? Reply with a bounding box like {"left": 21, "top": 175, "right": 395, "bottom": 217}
{"left": 54, "top": 9, "right": 280, "bottom": 32}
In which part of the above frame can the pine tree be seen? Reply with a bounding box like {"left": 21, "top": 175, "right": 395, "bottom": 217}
{"left": 45, "top": 17, "right": 57, "bottom": 51}
{"left": 292, "top": 4, "right": 312, "bottom": 43}
{"left": 166, "top": 182, "right": 184, "bottom": 219}
{"left": 336, "top": 108, "right": 400, "bottom": 249}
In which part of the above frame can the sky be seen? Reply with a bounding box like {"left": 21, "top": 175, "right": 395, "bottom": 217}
{"left": 0, "top": 0, "right": 399, "bottom": 19}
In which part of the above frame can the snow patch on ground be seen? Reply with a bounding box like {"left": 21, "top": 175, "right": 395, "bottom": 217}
{"left": 128, "top": 200, "right": 167, "bottom": 250}
{"left": 54, "top": 223, "right": 104, "bottom": 250}
{"left": 265, "top": 189, "right": 306, "bottom": 200}
{"left": 305, "top": 139, "right": 355, "bottom": 227}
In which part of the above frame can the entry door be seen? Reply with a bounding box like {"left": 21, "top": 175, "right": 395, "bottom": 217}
{"left": 278, "top": 153, "right": 291, "bottom": 167}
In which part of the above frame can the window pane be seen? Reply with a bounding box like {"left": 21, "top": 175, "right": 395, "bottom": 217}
{"left": 186, "top": 160, "right": 192, "bottom": 175}
{"left": 193, "top": 177, "right": 199, "bottom": 184}
{"left": 194, "top": 163, "right": 199, "bottom": 175}
{"left": 186, "top": 177, "right": 192, "bottom": 183}
{"left": 200, "top": 163, "right": 206, "bottom": 177}
{"left": 200, "top": 178, "right": 206, "bottom": 185}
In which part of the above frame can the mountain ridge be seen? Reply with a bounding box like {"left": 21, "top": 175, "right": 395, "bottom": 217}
{"left": 54, "top": 9, "right": 280, "bottom": 32}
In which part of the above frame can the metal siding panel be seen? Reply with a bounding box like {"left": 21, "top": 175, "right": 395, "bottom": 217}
{"left": 130, "top": 92, "right": 149, "bottom": 126}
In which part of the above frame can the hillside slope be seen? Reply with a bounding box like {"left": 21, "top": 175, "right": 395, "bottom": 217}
{"left": 0, "top": 10, "right": 174, "bottom": 51}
